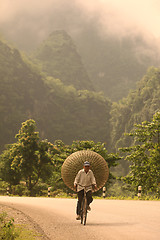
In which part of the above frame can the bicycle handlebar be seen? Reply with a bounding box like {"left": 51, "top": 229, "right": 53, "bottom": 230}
{"left": 76, "top": 184, "right": 93, "bottom": 187}
{"left": 74, "top": 183, "right": 97, "bottom": 192}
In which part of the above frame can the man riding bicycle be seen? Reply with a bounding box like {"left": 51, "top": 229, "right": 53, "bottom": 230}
{"left": 74, "top": 161, "right": 97, "bottom": 220}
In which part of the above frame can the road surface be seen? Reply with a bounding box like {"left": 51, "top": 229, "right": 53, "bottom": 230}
{"left": 0, "top": 196, "right": 160, "bottom": 240}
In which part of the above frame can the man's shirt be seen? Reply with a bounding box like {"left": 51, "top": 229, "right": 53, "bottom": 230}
{"left": 74, "top": 169, "right": 96, "bottom": 192}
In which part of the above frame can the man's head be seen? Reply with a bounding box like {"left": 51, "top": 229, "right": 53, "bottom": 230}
{"left": 83, "top": 161, "right": 90, "bottom": 173}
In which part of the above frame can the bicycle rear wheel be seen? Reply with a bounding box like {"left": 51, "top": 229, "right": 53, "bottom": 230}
{"left": 82, "top": 198, "right": 87, "bottom": 225}
{"left": 80, "top": 199, "right": 84, "bottom": 224}
{"left": 81, "top": 214, "right": 83, "bottom": 224}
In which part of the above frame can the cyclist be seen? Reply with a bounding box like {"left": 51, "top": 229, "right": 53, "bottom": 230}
{"left": 74, "top": 161, "right": 97, "bottom": 220}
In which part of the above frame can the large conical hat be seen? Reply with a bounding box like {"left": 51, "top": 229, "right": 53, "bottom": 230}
{"left": 61, "top": 150, "right": 109, "bottom": 192}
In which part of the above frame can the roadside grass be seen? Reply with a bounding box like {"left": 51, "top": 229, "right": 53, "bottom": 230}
{"left": 0, "top": 211, "right": 41, "bottom": 240}
{"left": 1, "top": 183, "right": 159, "bottom": 201}
{"left": 14, "top": 225, "right": 40, "bottom": 240}
{"left": 1, "top": 190, "right": 159, "bottom": 201}
{"left": 95, "top": 196, "right": 160, "bottom": 201}
{"left": 52, "top": 191, "right": 160, "bottom": 201}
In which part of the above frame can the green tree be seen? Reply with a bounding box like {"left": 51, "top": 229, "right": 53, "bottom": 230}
{"left": 0, "top": 143, "right": 21, "bottom": 186}
{"left": 121, "top": 112, "right": 160, "bottom": 194}
{"left": 0, "top": 119, "right": 58, "bottom": 195}
{"left": 46, "top": 140, "right": 69, "bottom": 192}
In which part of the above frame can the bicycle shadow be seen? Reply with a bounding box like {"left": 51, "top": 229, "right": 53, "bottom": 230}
{"left": 86, "top": 222, "right": 136, "bottom": 227}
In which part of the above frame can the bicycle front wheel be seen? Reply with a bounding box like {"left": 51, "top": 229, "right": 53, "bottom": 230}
{"left": 83, "top": 209, "right": 87, "bottom": 225}
{"left": 81, "top": 211, "right": 83, "bottom": 224}
{"left": 80, "top": 199, "right": 84, "bottom": 224}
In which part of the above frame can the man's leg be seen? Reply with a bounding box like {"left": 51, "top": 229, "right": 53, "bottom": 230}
{"left": 76, "top": 189, "right": 84, "bottom": 215}
{"left": 86, "top": 190, "right": 93, "bottom": 207}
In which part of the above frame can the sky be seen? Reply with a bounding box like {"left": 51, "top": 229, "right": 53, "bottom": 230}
{"left": 0, "top": 0, "right": 160, "bottom": 49}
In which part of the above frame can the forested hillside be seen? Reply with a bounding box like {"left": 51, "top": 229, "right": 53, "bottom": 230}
{"left": 0, "top": 40, "right": 47, "bottom": 151}
{"left": 0, "top": 38, "right": 111, "bottom": 153}
{"left": 111, "top": 66, "right": 160, "bottom": 150}
{"left": 38, "top": 77, "right": 111, "bottom": 146}
{"left": 33, "top": 30, "right": 94, "bottom": 91}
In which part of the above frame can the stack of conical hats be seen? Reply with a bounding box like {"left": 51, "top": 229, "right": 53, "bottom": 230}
{"left": 61, "top": 150, "right": 109, "bottom": 192}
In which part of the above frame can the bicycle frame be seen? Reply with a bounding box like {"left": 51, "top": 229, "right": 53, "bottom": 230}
{"left": 80, "top": 187, "right": 88, "bottom": 225}
{"left": 77, "top": 184, "right": 92, "bottom": 225}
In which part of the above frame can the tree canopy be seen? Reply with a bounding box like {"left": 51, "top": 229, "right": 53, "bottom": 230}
{"left": 120, "top": 112, "right": 160, "bottom": 194}
{"left": 0, "top": 119, "right": 58, "bottom": 195}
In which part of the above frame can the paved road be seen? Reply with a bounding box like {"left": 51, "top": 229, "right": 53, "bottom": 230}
{"left": 0, "top": 196, "right": 160, "bottom": 240}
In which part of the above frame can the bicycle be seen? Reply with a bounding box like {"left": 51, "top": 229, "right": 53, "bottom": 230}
{"left": 78, "top": 184, "right": 92, "bottom": 225}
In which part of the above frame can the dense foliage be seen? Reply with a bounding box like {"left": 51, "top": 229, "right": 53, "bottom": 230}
{"left": 0, "top": 212, "right": 17, "bottom": 239}
{"left": 0, "top": 120, "right": 120, "bottom": 196}
{"left": 0, "top": 120, "right": 58, "bottom": 195}
{"left": 120, "top": 112, "right": 160, "bottom": 195}
{"left": 111, "top": 67, "right": 160, "bottom": 151}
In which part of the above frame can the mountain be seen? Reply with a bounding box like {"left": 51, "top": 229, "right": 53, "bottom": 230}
{"left": 32, "top": 30, "right": 94, "bottom": 91}
{"left": 0, "top": 38, "right": 111, "bottom": 152}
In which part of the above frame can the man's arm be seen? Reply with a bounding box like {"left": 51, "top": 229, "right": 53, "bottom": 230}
{"left": 92, "top": 184, "right": 98, "bottom": 190}
{"left": 74, "top": 184, "right": 77, "bottom": 191}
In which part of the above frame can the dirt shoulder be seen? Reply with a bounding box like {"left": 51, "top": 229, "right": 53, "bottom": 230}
{"left": 0, "top": 203, "right": 49, "bottom": 240}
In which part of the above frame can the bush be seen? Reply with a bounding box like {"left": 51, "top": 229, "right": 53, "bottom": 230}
{"left": 0, "top": 212, "right": 19, "bottom": 239}
{"left": 0, "top": 212, "right": 39, "bottom": 239}
{"left": 7, "top": 182, "right": 48, "bottom": 197}
{"left": 31, "top": 182, "right": 48, "bottom": 196}
{"left": 0, "top": 180, "right": 8, "bottom": 195}
{"left": 14, "top": 184, "right": 27, "bottom": 196}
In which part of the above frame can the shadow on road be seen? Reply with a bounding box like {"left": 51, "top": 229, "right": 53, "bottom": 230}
{"left": 86, "top": 222, "right": 136, "bottom": 227}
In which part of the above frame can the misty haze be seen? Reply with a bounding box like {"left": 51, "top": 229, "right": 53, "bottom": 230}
{"left": 0, "top": 0, "right": 160, "bottom": 100}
